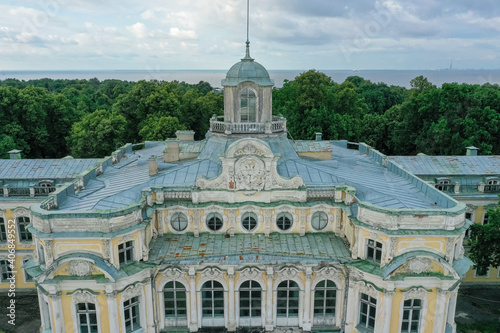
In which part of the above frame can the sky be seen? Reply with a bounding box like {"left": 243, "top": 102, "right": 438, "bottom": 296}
{"left": 0, "top": 0, "right": 499, "bottom": 71}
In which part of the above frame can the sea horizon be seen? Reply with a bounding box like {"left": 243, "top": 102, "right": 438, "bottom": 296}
{"left": 2, "top": 68, "right": 500, "bottom": 89}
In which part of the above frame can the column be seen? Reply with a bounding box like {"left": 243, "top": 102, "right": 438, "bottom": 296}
{"left": 433, "top": 290, "right": 448, "bottom": 333}
{"left": 446, "top": 290, "right": 459, "bottom": 333}
{"left": 302, "top": 267, "right": 312, "bottom": 331}
{"left": 189, "top": 268, "right": 198, "bottom": 332}
{"left": 105, "top": 290, "right": 119, "bottom": 332}
{"left": 49, "top": 292, "right": 63, "bottom": 333}
{"left": 144, "top": 278, "right": 155, "bottom": 331}
{"left": 381, "top": 289, "right": 394, "bottom": 333}
{"left": 265, "top": 266, "right": 274, "bottom": 331}
{"left": 228, "top": 267, "right": 236, "bottom": 331}
{"left": 344, "top": 278, "right": 356, "bottom": 331}
{"left": 37, "top": 291, "right": 51, "bottom": 331}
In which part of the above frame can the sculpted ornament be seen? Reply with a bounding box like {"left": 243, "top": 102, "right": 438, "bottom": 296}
{"left": 234, "top": 144, "right": 266, "bottom": 157}
{"left": 122, "top": 284, "right": 143, "bottom": 300}
{"left": 66, "top": 260, "right": 95, "bottom": 277}
{"left": 407, "top": 257, "right": 432, "bottom": 274}
{"left": 72, "top": 290, "right": 97, "bottom": 304}
{"left": 163, "top": 267, "right": 183, "bottom": 279}
{"left": 235, "top": 157, "right": 265, "bottom": 191}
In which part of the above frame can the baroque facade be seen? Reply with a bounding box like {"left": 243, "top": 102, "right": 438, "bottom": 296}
{"left": 1, "top": 43, "right": 475, "bottom": 333}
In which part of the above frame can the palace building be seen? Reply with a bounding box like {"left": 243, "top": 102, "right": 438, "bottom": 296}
{"left": 1, "top": 42, "right": 476, "bottom": 333}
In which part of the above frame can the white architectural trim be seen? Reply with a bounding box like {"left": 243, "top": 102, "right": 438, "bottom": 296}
{"left": 119, "top": 283, "right": 147, "bottom": 333}
{"left": 306, "top": 204, "right": 335, "bottom": 233}
{"left": 397, "top": 287, "right": 429, "bottom": 333}
{"left": 311, "top": 266, "right": 344, "bottom": 328}
{"left": 70, "top": 289, "right": 103, "bottom": 333}
{"left": 157, "top": 267, "right": 190, "bottom": 329}
{"left": 164, "top": 207, "right": 192, "bottom": 234}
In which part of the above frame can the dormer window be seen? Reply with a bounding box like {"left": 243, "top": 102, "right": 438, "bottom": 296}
{"left": 435, "top": 178, "right": 451, "bottom": 191}
{"left": 240, "top": 88, "right": 256, "bottom": 122}
{"left": 38, "top": 180, "right": 56, "bottom": 195}
{"left": 484, "top": 177, "right": 500, "bottom": 192}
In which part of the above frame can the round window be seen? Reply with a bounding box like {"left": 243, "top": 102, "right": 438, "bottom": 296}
{"left": 276, "top": 212, "right": 293, "bottom": 231}
{"left": 170, "top": 212, "right": 188, "bottom": 232}
{"left": 311, "top": 211, "right": 328, "bottom": 231}
{"left": 241, "top": 212, "right": 258, "bottom": 231}
{"left": 207, "top": 213, "right": 223, "bottom": 231}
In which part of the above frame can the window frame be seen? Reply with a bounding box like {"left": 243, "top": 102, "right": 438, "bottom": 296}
{"left": 239, "top": 280, "right": 262, "bottom": 319}
{"left": 276, "top": 212, "right": 294, "bottom": 232}
{"left": 170, "top": 212, "right": 188, "bottom": 232}
{"left": 435, "top": 178, "right": 451, "bottom": 191}
{"left": 123, "top": 296, "right": 141, "bottom": 333}
{"left": 313, "top": 280, "right": 337, "bottom": 319}
{"left": 0, "top": 259, "right": 11, "bottom": 281}
{"left": 401, "top": 298, "right": 422, "bottom": 333}
{"left": 358, "top": 292, "right": 377, "bottom": 331}
{"left": 163, "top": 281, "right": 187, "bottom": 323}
{"left": 17, "top": 216, "right": 32, "bottom": 242}
{"left": 241, "top": 212, "right": 258, "bottom": 232}
{"left": 311, "top": 211, "right": 329, "bottom": 231}
{"left": 76, "top": 302, "right": 99, "bottom": 333}
{"left": 206, "top": 212, "right": 224, "bottom": 232}
{"left": 276, "top": 280, "right": 300, "bottom": 319}
{"left": 484, "top": 178, "right": 500, "bottom": 192}
{"left": 118, "top": 240, "right": 134, "bottom": 266}
{"left": 366, "top": 239, "right": 383, "bottom": 264}
{"left": 0, "top": 216, "right": 6, "bottom": 242}
{"left": 201, "top": 280, "right": 225, "bottom": 319}
{"left": 240, "top": 87, "right": 257, "bottom": 123}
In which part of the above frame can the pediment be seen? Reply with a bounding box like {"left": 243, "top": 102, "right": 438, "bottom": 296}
{"left": 196, "top": 138, "right": 303, "bottom": 191}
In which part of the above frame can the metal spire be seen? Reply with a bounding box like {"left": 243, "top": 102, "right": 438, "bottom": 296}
{"left": 244, "top": 0, "right": 253, "bottom": 60}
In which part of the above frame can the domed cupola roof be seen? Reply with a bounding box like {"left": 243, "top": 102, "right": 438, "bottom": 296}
{"left": 221, "top": 41, "right": 274, "bottom": 87}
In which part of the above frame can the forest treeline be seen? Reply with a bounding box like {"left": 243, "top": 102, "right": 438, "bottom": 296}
{"left": 1, "top": 70, "right": 500, "bottom": 158}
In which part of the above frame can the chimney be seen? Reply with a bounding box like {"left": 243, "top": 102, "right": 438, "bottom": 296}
{"left": 163, "top": 139, "right": 180, "bottom": 163}
{"left": 148, "top": 156, "right": 158, "bottom": 176}
{"left": 466, "top": 146, "right": 479, "bottom": 156}
{"left": 315, "top": 132, "right": 322, "bottom": 141}
{"left": 7, "top": 150, "right": 22, "bottom": 160}
{"left": 175, "top": 130, "right": 195, "bottom": 141}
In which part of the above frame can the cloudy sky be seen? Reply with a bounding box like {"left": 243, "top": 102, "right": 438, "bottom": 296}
{"left": 1, "top": 0, "right": 499, "bottom": 71}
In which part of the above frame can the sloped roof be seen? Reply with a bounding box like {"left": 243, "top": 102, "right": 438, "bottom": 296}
{"left": 389, "top": 155, "right": 500, "bottom": 176}
{"left": 0, "top": 159, "right": 99, "bottom": 180}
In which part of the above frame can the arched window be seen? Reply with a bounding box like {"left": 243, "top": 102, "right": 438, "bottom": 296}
{"left": 277, "top": 280, "right": 299, "bottom": 325}
{"left": 202, "top": 281, "right": 224, "bottom": 319}
{"left": 239, "top": 280, "right": 262, "bottom": 326}
{"left": 240, "top": 88, "right": 256, "bottom": 123}
{"left": 164, "top": 282, "right": 187, "bottom": 325}
{"left": 313, "top": 280, "right": 337, "bottom": 324}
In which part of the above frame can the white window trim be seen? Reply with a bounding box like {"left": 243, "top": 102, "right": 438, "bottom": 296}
{"left": 165, "top": 208, "right": 192, "bottom": 234}
{"left": 201, "top": 208, "right": 228, "bottom": 234}
{"left": 398, "top": 288, "right": 429, "bottom": 333}
{"left": 117, "top": 240, "right": 135, "bottom": 267}
{"left": 272, "top": 206, "right": 299, "bottom": 234}
{"left": 196, "top": 268, "right": 229, "bottom": 328}
{"left": 0, "top": 212, "right": 7, "bottom": 242}
{"left": 354, "top": 282, "right": 380, "bottom": 333}
{"left": 120, "top": 285, "right": 146, "bottom": 333}
{"left": 70, "top": 290, "right": 103, "bottom": 333}
{"left": 310, "top": 266, "right": 344, "bottom": 328}
{"left": 309, "top": 210, "right": 331, "bottom": 232}
{"left": 238, "top": 86, "right": 259, "bottom": 123}
{"left": 272, "top": 267, "right": 305, "bottom": 327}
{"left": 157, "top": 267, "right": 191, "bottom": 329}
{"left": 238, "top": 211, "right": 261, "bottom": 233}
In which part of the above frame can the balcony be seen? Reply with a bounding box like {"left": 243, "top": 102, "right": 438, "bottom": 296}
{"left": 209, "top": 116, "right": 287, "bottom": 135}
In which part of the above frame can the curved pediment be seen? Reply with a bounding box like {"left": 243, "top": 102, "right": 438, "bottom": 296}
{"left": 196, "top": 138, "right": 303, "bottom": 192}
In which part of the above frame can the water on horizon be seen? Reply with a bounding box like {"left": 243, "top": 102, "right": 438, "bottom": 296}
{"left": 1, "top": 69, "right": 500, "bottom": 89}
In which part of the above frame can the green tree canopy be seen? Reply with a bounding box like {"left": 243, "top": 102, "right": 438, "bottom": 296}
{"left": 68, "top": 109, "right": 127, "bottom": 158}
{"left": 469, "top": 204, "right": 500, "bottom": 276}
{"left": 139, "top": 115, "right": 186, "bottom": 141}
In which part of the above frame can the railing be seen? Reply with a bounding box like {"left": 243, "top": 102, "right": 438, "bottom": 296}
{"left": 435, "top": 184, "right": 500, "bottom": 194}
{"left": 3, "top": 186, "right": 56, "bottom": 197}
{"left": 8, "top": 187, "right": 31, "bottom": 196}
{"left": 210, "top": 116, "right": 287, "bottom": 134}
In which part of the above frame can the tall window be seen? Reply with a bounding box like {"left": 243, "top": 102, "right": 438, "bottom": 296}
{"left": 241, "top": 213, "right": 258, "bottom": 232}
{"left": 77, "top": 302, "right": 98, "bottom": 333}
{"left": 401, "top": 299, "right": 422, "bottom": 333}
{"left": 123, "top": 296, "right": 141, "bottom": 333}
{"left": 0, "top": 217, "right": 6, "bottom": 241}
{"left": 359, "top": 293, "right": 377, "bottom": 331}
{"left": 202, "top": 281, "right": 224, "bottom": 318}
{"left": 314, "top": 280, "right": 337, "bottom": 319}
{"left": 164, "top": 282, "right": 187, "bottom": 322}
{"left": 17, "top": 216, "right": 32, "bottom": 241}
{"left": 240, "top": 88, "right": 256, "bottom": 122}
{"left": 277, "top": 280, "right": 299, "bottom": 318}
{"left": 311, "top": 212, "right": 328, "bottom": 231}
{"left": 170, "top": 213, "right": 188, "bottom": 232}
{"left": 483, "top": 213, "right": 489, "bottom": 225}
{"left": 366, "top": 239, "right": 382, "bottom": 264}
{"left": 239, "top": 280, "right": 262, "bottom": 318}
{"left": 118, "top": 241, "right": 134, "bottom": 265}
{"left": 0, "top": 260, "right": 10, "bottom": 281}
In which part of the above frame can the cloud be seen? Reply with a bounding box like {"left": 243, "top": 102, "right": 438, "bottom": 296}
{"left": 127, "top": 22, "right": 149, "bottom": 39}
{"left": 169, "top": 27, "right": 197, "bottom": 40}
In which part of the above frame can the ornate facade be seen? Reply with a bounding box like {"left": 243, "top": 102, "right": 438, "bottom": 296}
{"left": 2, "top": 43, "right": 473, "bottom": 333}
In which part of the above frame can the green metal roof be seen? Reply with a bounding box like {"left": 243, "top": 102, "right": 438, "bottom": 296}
{"left": 222, "top": 57, "right": 274, "bottom": 87}
{"left": 149, "top": 233, "right": 352, "bottom": 265}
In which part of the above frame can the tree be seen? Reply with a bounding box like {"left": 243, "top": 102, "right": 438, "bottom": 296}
{"left": 68, "top": 109, "right": 127, "bottom": 158}
{"left": 139, "top": 115, "right": 186, "bottom": 141}
{"left": 469, "top": 204, "right": 500, "bottom": 276}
